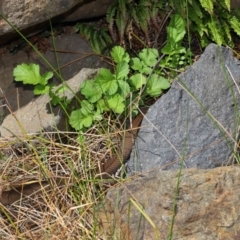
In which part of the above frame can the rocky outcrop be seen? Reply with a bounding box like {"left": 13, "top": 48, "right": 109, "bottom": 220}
{"left": 98, "top": 166, "right": 240, "bottom": 240}
{"left": 128, "top": 44, "right": 240, "bottom": 173}
{"left": 0, "top": 0, "right": 113, "bottom": 45}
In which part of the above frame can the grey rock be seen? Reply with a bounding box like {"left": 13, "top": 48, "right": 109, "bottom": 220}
{"left": 0, "top": 0, "right": 113, "bottom": 45}
{"left": 62, "top": 0, "right": 114, "bottom": 22}
{"left": 128, "top": 44, "right": 240, "bottom": 173}
{"left": 98, "top": 166, "right": 240, "bottom": 240}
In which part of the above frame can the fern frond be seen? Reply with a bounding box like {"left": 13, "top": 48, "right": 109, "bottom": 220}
{"left": 188, "top": 5, "right": 202, "bottom": 26}
{"left": 131, "top": 7, "right": 139, "bottom": 28}
{"left": 136, "top": 5, "right": 149, "bottom": 31}
{"left": 150, "top": 5, "right": 160, "bottom": 30}
{"left": 77, "top": 24, "right": 94, "bottom": 41}
{"left": 116, "top": 10, "right": 126, "bottom": 46}
{"left": 199, "top": 0, "right": 214, "bottom": 14}
{"left": 107, "top": 3, "right": 118, "bottom": 41}
{"left": 99, "top": 28, "right": 112, "bottom": 44}
{"left": 207, "top": 18, "right": 223, "bottom": 45}
{"left": 229, "top": 15, "right": 240, "bottom": 37}
{"left": 190, "top": 0, "right": 203, "bottom": 19}
{"left": 220, "top": 20, "right": 232, "bottom": 45}
{"left": 218, "top": 0, "right": 230, "bottom": 11}
{"left": 119, "top": 0, "right": 127, "bottom": 21}
{"left": 90, "top": 31, "right": 101, "bottom": 54}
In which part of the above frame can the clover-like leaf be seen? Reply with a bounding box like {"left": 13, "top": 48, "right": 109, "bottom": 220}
{"left": 139, "top": 48, "right": 159, "bottom": 67}
{"left": 69, "top": 109, "right": 93, "bottom": 131}
{"left": 13, "top": 63, "right": 53, "bottom": 86}
{"left": 92, "top": 110, "right": 102, "bottom": 121}
{"left": 118, "top": 80, "right": 130, "bottom": 98}
{"left": 146, "top": 74, "right": 170, "bottom": 97}
{"left": 98, "top": 68, "right": 114, "bottom": 81}
{"left": 94, "top": 68, "right": 116, "bottom": 94}
{"left": 115, "top": 62, "right": 129, "bottom": 80}
{"left": 107, "top": 94, "right": 125, "bottom": 113}
{"left": 111, "top": 46, "right": 130, "bottom": 63}
{"left": 81, "top": 100, "right": 94, "bottom": 115}
{"left": 129, "top": 73, "right": 147, "bottom": 89}
{"left": 130, "top": 57, "right": 143, "bottom": 71}
{"left": 80, "top": 80, "right": 102, "bottom": 103}
{"left": 95, "top": 78, "right": 118, "bottom": 96}
{"left": 96, "top": 99, "right": 109, "bottom": 113}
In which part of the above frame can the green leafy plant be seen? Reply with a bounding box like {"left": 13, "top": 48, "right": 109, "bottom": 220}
{"left": 13, "top": 63, "right": 53, "bottom": 95}
{"left": 159, "top": 14, "right": 193, "bottom": 76}
{"left": 76, "top": 0, "right": 240, "bottom": 54}
{"left": 106, "top": 0, "right": 166, "bottom": 47}
{"left": 13, "top": 63, "right": 71, "bottom": 110}
{"left": 74, "top": 23, "right": 112, "bottom": 54}
{"left": 75, "top": 0, "right": 169, "bottom": 52}
{"left": 12, "top": 46, "right": 170, "bottom": 132}
{"left": 170, "top": 0, "right": 240, "bottom": 47}
{"left": 69, "top": 46, "right": 170, "bottom": 131}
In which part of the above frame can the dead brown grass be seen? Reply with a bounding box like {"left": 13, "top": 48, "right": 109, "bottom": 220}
{"left": 0, "top": 127, "right": 122, "bottom": 240}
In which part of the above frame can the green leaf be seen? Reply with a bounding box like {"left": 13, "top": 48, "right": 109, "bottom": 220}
{"left": 116, "top": 62, "right": 129, "bottom": 79}
{"left": 80, "top": 80, "right": 102, "bottom": 103}
{"left": 167, "top": 14, "right": 186, "bottom": 44}
{"left": 161, "top": 42, "right": 172, "bottom": 55}
{"left": 111, "top": 46, "right": 130, "bottom": 63}
{"left": 100, "top": 28, "right": 112, "bottom": 44}
{"left": 190, "top": 0, "right": 203, "bottom": 19}
{"left": 139, "top": 48, "right": 159, "bottom": 67}
{"left": 99, "top": 68, "right": 114, "bottom": 79}
{"left": 92, "top": 111, "right": 102, "bottom": 121}
{"left": 81, "top": 100, "right": 94, "bottom": 115}
{"left": 95, "top": 78, "right": 118, "bottom": 96}
{"left": 34, "top": 84, "right": 50, "bottom": 95}
{"left": 107, "top": 80, "right": 118, "bottom": 95}
{"left": 107, "top": 94, "right": 125, "bottom": 113}
{"left": 146, "top": 74, "right": 170, "bottom": 97}
{"left": 97, "top": 99, "right": 109, "bottom": 113}
{"left": 130, "top": 57, "right": 143, "bottom": 71}
{"left": 95, "top": 68, "right": 118, "bottom": 95}
{"left": 69, "top": 109, "right": 93, "bottom": 131}
{"left": 41, "top": 71, "right": 53, "bottom": 85}
{"left": 229, "top": 16, "right": 240, "bottom": 36}
{"left": 199, "top": 0, "right": 213, "bottom": 14}
{"left": 118, "top": 80, "right": 130, "bottom": 98}
{"left": 14, "top": 63, "right": 43, "bottom": 85}
{"left": 129, "top": 73, "right": 147, "bottom": 89}
{"left": 224, "top": 0, "right": 230, "bottom": 10}
{"left": 207, "top": 20, "right": 223, "bottom": 45}
{"left": 90, "top": 31, "right": 102, "bottom": 54}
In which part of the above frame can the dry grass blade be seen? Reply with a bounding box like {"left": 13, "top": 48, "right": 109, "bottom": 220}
{"left": 0, "top": 125, "right": 123, "bottom": 239}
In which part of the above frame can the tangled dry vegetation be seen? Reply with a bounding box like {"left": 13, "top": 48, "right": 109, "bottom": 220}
{"left": 0, "top": 122, "right": 125, "bottom": 239}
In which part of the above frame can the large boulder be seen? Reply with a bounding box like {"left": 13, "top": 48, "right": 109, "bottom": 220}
{"left": 128, "top": 44, "right": 240, "bottom": 173}
{"left": 98, "top": 166, "right": 240, "bottom": 239}
{"left": 0, "top": 0, "right": 113, "bottom": 45}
